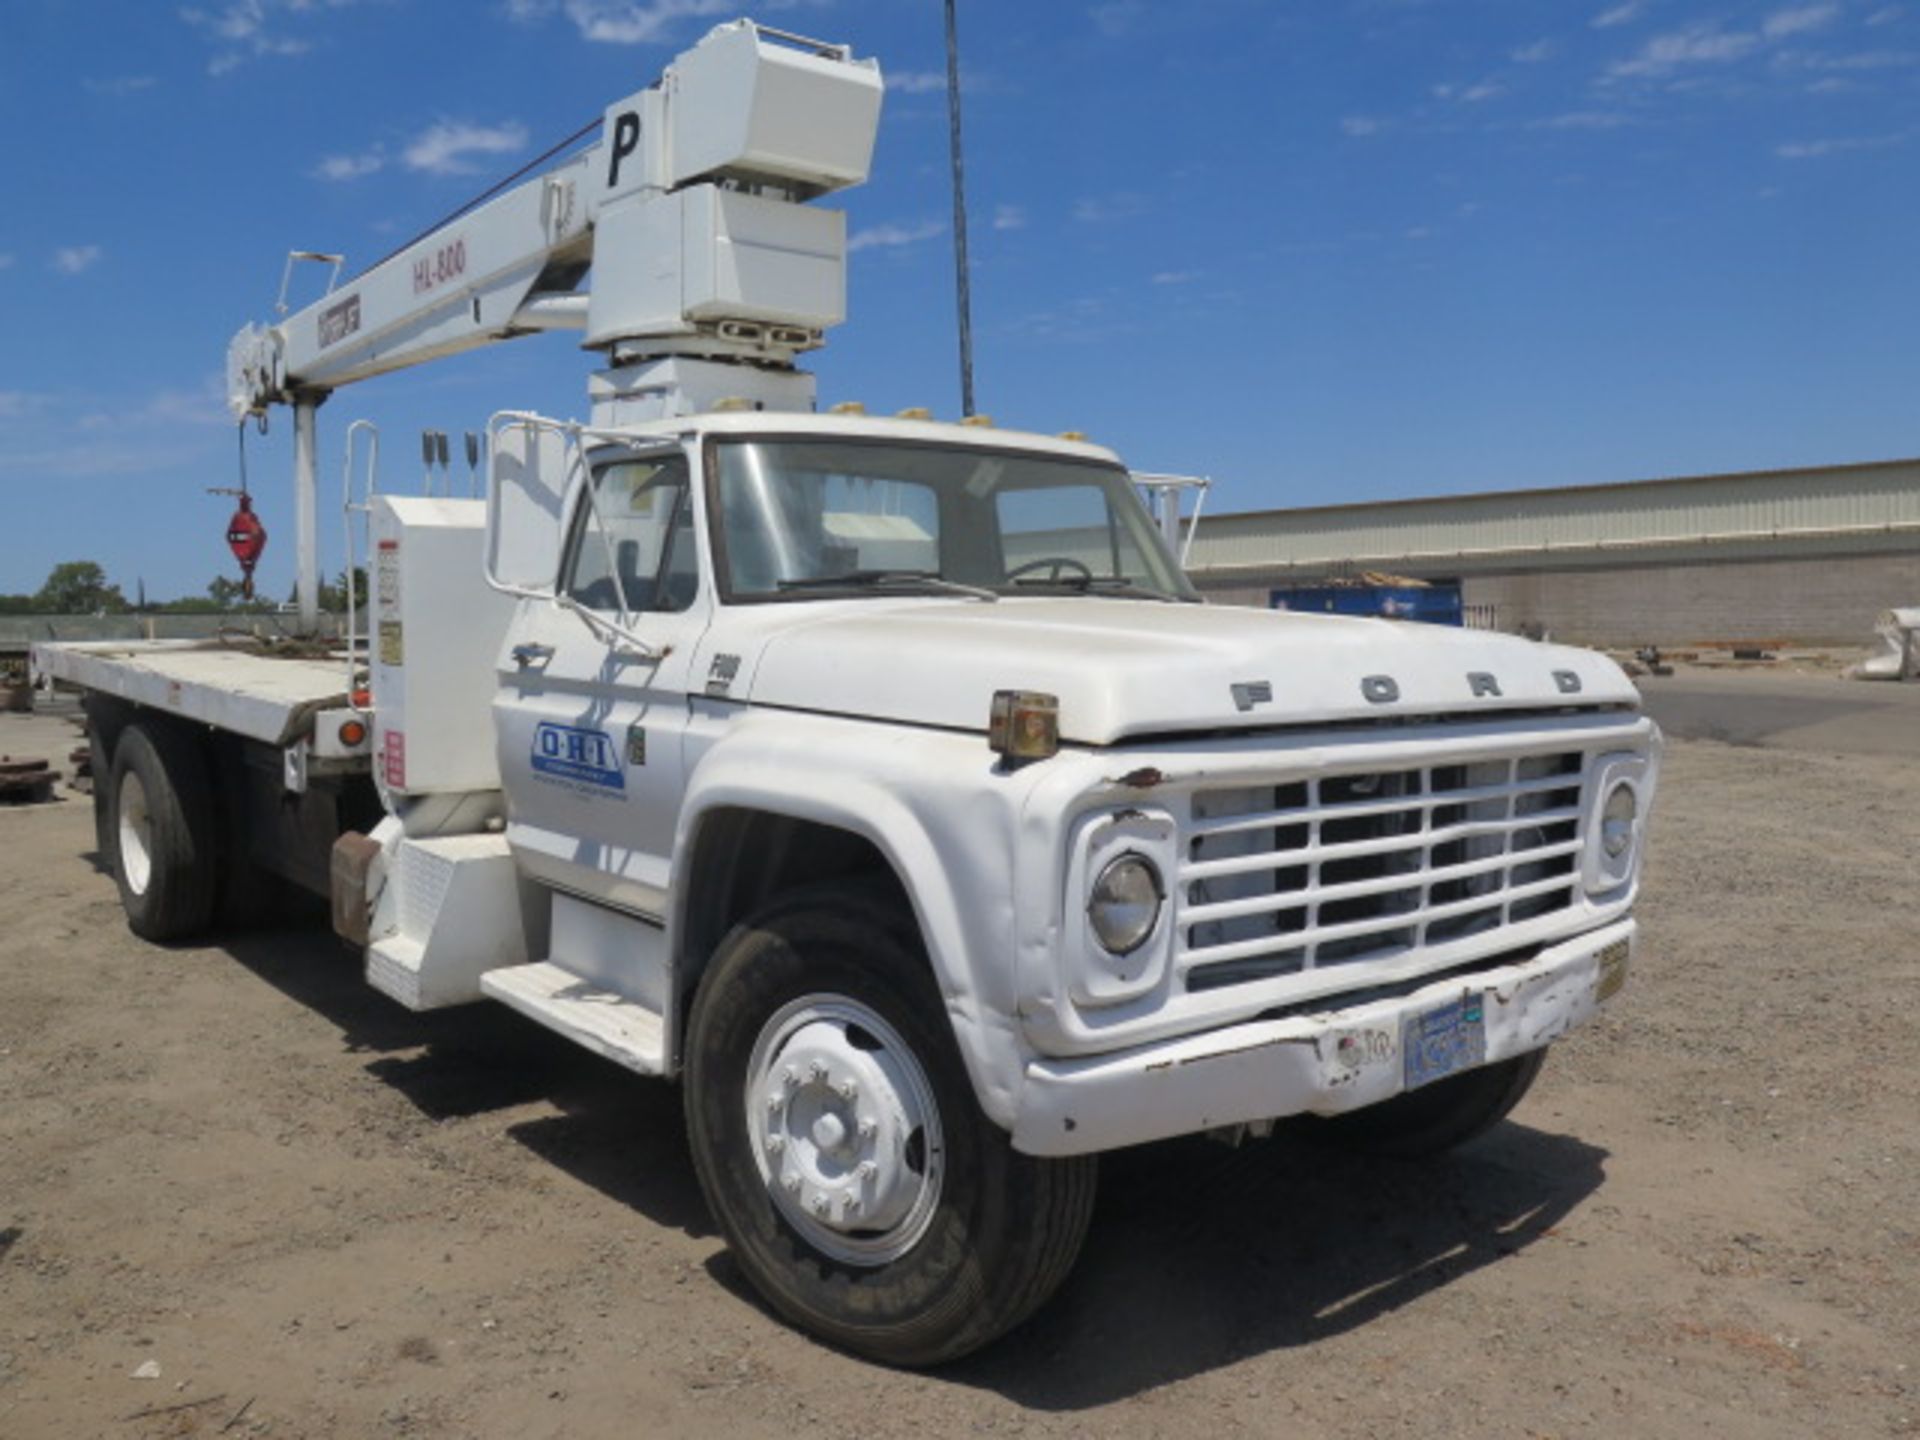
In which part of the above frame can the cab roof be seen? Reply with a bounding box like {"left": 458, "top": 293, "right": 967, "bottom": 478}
{"left": 603, "top": 407, "right": 1127, "bottom": 467}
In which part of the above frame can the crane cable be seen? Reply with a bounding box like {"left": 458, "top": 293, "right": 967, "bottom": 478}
{"left": 350, "top": 113, "right": 605, "bottom": 283}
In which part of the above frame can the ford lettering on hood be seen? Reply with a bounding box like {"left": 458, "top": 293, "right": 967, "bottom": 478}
{"left": 735, "top": 598, "right": 1639, "bottom": 744}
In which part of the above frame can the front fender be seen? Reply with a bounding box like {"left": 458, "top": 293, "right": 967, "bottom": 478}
{"left": 669, "top": 709, "right": 1040, "bottom": 1133}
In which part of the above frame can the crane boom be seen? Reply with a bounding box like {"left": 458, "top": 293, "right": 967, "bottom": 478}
{"left": 224, "top": 19, "right": 883, "bottom": 629}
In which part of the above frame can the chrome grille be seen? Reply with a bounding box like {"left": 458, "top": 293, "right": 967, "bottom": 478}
{"left": 1180, "top": 751, "right": 1585, "bottom": 993}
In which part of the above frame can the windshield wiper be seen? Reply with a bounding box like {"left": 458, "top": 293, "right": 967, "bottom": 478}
{"left": 776, "top": 569, "right": 998, "bottom": 602}
{"left": 1008, "top": 574, "right": 1185, "bottom": 602}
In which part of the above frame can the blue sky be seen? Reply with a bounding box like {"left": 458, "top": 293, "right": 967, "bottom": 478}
{"left": 3, "top": 0, "right": 1918, "bottom": 598}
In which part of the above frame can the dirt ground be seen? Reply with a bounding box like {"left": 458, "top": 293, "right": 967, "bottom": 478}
{"left": 2, "top": 696, "right": 1916, "bottom": 1440}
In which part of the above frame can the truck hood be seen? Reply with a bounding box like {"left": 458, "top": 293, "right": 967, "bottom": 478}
{"left": 736, "top": 598, "right": 1638, "bottom": 745}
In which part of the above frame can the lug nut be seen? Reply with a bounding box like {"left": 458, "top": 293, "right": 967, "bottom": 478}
{"left": 837, "top": 1078, "right": 858, "bottom": 1101}
{"left": 807, "top": 1060, "right": 828, "bottom": 1083}
{"left": 782, "top": 1171, "right": 802, "bottom": 1194}
{"left": 766, "top": 1133, "right": 785, "bottom": 1154}
{"left": 856, "top": 1116, "right": 877, "bottom": 1140}
{"left": 810, "top": 1194, "right": 830, "bottom": 1216}
{"left": 855, "top": 1160, "right": 878, "bottom": 1182}
{"left": 781, "top": 1066, "right": 801, "bottom": 1090}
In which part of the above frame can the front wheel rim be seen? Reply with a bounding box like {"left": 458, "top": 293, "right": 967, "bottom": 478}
{"left": 745, "top": 994, "right": 945, "bottom": 1267}
{"left": 117, "top": 770, "right": 153, "bottom": 896}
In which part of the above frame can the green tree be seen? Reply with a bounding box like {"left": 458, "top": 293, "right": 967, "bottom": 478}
{"left": 317, "top": 565, "right": 369, "bottom": 615}
{"left": 157, "top": 595, "right": 223, "bottom": 613}
{"left": 206, "top": 575, "right": 249, "bottom": 609}
{"left": 35, "top": 561, "right": 128, "bottom": 614}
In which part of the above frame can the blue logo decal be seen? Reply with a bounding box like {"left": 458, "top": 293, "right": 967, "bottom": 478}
{"left": 531, "top": 722, "right": 625, "bottom": 791}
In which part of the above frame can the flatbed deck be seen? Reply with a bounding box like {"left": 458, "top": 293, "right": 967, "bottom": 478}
{"left": 32, "top": 639, "right": 359, "bottom": 748}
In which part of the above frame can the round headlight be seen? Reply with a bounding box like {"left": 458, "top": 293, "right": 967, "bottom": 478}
{"left": 1601, "top": 782, "right": 1638, "bottom": 859}
{"left": 1088, "top": 854, "right": 1163, "bottom": 955}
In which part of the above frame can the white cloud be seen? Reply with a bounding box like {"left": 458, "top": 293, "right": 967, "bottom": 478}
{"left": 53, "top": 246, "right": 103, "bottom": 276}
{"left": 555, "top": 0, "right": 736, "bottom": 45}
{"left": 1341, "top": 115, "right": 1385, "bottom": 137}
{"left": 1607, "top": 25, "right": 1761, "bottom": 79}
{"left": 847, "top": 219, "right": 944, "bottom": 253}
{"left": 1592, "top": 2, "right": 1647, "bottom": 28}
{"left": 84, "top": 75, "right": 158, "bottom": 96}
{"left": 314, "top": 148, "right": 385, "bottom": 181}
{"left": 1867, "top": 5, "right": 1904, "bottom": 24}
{"left": 1775, "top": 132, "right": 1907, "bottom": 157}
{"left": 1792, "top": 48, "right": 1920, "bottom": 69}
{"left": 184, "top": 0, "right": 376, "bottom": 73}
{"left": 1605, "top": 6, "right": 1863, "bottom": 83}
{"left": 1089, "top": 1, "right": 1145, "bottom": 39}
{"left": 1531, "top": 109, "right": 1639, "bottom": 129}
{"left": 402, "top": 121, "right": 529, "bottom": 176}
{"left": 1404, "top": 226, "right": 1433, "bottom": 241}
{"left": 0, "top": 391, "right": 52, "bottom": 420}
{"left": 1511, "top": 39, "right": 1558, "bottom": 63}
{"left": 1072, "top": 193, "right": 1146, "bottom": 223}
{"left": 207, "top": 35, "right": 309, "bottom": 75}
{"left": 77, "top": 378, "right": 232, "bottom": 433}
{"left": 1763, "top": 4, "right": 1839, "bottom": 38}
{"left": 182, "top": 0, "right": 266, "bottom": 43}
{"left": 0, "top": 253, "right": 14, "bottom": 270}
{"left": 1151, "top": 270, "right": 1198, "bottom": 285}
{"left": 886, "top": 70, "right": 948, "bottom": 95}
{"left": 1459, "top": 81, "right": 1506, "bottom": 102}
{"left": 1004, "top": 296, "right": 1127, "bottom": 345}
{"left": 992, "top": 204, "right": 1026, "bottom": 231}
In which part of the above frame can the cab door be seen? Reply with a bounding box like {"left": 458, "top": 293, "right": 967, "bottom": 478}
{"left": 493, "top": 444, "right": 708, "bottom": 918}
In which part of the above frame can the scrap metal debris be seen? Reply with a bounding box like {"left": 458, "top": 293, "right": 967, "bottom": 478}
{"left": 0, "top": 756, "right": 55, "bottom": 805}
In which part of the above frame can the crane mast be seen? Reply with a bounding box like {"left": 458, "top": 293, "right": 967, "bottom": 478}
{"left": 224, "top": 20, "right": 883, "bottom": 629}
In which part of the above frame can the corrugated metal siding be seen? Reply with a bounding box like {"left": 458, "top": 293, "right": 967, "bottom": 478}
{"left": 1185, "top": 459, "right": 1920, "bottom": 576}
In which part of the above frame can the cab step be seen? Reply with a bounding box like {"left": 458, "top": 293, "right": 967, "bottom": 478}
{"left": 480, "top": 962, "right": 667, "bottom": 1075}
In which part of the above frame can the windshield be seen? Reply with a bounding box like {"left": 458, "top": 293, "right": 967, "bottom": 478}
{"left": 710, "top": 439, "right": 1198, "bottom": 602}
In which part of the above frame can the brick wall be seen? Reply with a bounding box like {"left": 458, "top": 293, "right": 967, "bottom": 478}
{"left": 1458, "top": 551, "right": 1920, "bottom": 646}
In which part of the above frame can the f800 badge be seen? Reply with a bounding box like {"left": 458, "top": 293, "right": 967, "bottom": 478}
{"left": 531, "top": 722, "right": 625, "bottom": 791}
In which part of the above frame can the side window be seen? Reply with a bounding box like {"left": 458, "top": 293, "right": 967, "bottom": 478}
{"left": 564, "top": 454, "right": 697, "bottom": 615}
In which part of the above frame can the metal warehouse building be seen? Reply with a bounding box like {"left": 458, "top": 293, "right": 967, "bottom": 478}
{"left": 1182, "top": 456, "right": 1920, "bottom": 648}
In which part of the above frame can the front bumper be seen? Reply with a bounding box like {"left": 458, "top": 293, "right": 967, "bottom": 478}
{"left": 1010, "top": 917, "right": 1633, "bottom": 1157}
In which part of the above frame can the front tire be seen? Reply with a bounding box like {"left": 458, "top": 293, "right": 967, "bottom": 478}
{"left": 109, "top": 721, "right": 218, "bottom": 943}
{"left": 684, "top": 886, "right": 1097, "bottom": 1367}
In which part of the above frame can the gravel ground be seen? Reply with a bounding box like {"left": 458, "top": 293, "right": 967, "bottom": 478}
{"left": 0, "top": 706, "right": 1915, "bottom": 1439}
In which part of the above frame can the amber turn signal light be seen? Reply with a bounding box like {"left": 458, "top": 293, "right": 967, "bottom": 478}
{"left": 988, "top": 690, "right": 1059, "bottom": 761}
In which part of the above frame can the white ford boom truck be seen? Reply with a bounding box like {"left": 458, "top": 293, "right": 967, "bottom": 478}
{"left": 34, "top": 20, "right": 1659, "bottom": 1365}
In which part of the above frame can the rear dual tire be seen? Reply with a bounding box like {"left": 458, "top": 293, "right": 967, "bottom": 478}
{"left": 108, "top": 722, "right": 218, "bottom": 943}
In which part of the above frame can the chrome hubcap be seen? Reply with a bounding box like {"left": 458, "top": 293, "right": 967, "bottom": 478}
{"left": 746, "top": 995, "right": 944, "bottom": 1266}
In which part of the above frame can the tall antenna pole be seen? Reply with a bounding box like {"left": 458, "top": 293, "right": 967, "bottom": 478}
{"left": 943, "top": 0, "right": 976, "bottom": 417}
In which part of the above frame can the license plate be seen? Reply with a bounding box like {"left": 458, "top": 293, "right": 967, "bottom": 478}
{"left": 1402, "top": 996, "right": 1488, "bottom": 1092}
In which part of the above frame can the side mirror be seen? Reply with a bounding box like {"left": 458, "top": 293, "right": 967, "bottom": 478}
{"left": 484, "top": 412, "right": 576, "bottom": 600}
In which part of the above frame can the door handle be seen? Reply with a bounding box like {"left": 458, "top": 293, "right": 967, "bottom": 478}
{"left": 511, "top": 642, "right": 554, "bottom": 668}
